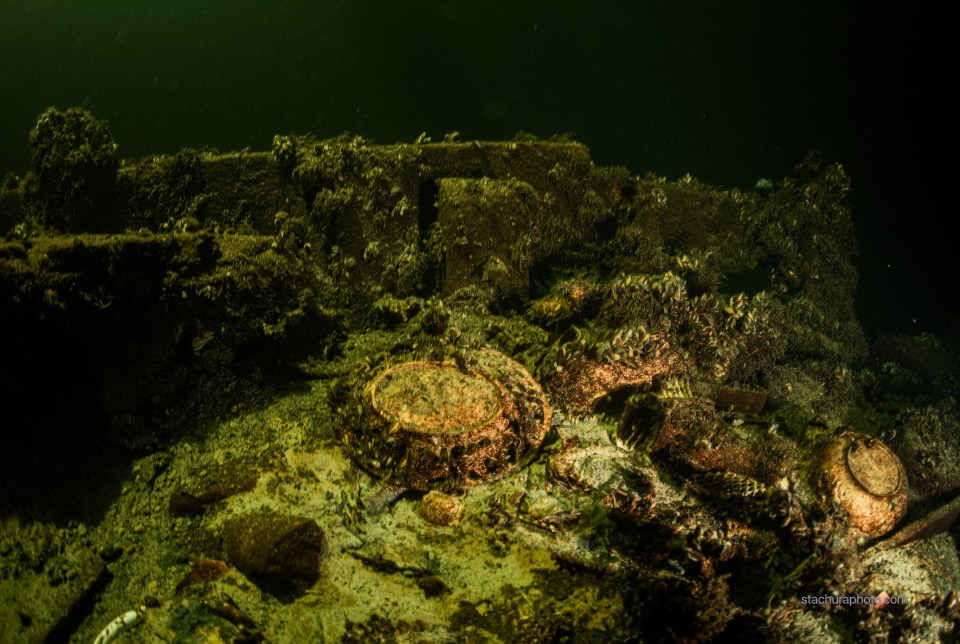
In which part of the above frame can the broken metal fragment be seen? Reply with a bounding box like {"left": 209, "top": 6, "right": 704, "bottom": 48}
{"left": 871, "top": 490, "right": 960, "bottom": 551}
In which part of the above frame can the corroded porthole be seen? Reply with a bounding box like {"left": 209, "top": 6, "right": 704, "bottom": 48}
{"left": 338, "top": 348, "right": 552, "bottom": 489}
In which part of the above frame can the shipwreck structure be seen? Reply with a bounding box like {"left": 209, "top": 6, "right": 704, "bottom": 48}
{"left": 1, "top": 108, "right": 956, "bottom": 642}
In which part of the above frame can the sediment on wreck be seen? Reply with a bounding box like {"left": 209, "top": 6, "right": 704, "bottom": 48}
{"left": 1, "top": 108, "right": 920, "bottom": 643}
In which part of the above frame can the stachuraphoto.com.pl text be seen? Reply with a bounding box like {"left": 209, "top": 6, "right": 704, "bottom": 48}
{"left": 801, "top": 592, "right": 906, "bottom": 607}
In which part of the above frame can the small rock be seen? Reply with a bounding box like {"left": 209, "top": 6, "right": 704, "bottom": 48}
{"left": 176, "top": 558, "right": 230, "bottom": 591}
{"left": 418, "top": 491, "right": 464, "bottom": 526}
{"left": 169, "top": 458, "right": 259, "bottom": 517}
{"left": 97, "top": 544, "right": 123, "bottom": 562}
{"left": 417, "top": 575, "right": 449, "bottom": 598}
{"left": 222, "top": 512, "right": 325, "bottom": 597}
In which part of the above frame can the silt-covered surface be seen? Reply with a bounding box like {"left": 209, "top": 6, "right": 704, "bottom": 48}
{"left": 1, "top": 108, "right": 958, "bottom": 642}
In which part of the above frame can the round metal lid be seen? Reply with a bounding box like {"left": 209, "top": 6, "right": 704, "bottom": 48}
{"left": 845, "top": 438, "right": 903, "bottom": 497}
{"left": 372, "top": 363, "right": 502, "bottom": 435}
{"left": 342, "top": 347, "right": 552, "bottom": 489}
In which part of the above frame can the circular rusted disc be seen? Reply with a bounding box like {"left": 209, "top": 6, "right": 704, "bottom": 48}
{"left": 347, "top": 348, "right": 552, "bottom": 489}
{"left": 372, "top": 363, "right": 502, "bottom": 434}
{"left": 845, "top": 438, "right": 903, "bottom": 497}
{"left": 817, "top": 433, "right": 908, "bottom": 537}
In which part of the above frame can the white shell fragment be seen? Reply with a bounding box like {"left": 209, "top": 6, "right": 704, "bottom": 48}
{"left": 92, "top": 606, "right": 145, "bottom": 644}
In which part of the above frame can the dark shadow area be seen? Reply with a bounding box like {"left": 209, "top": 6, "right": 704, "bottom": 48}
{"left": 41, "top": 565, "right": 113, "bottom": 644}
{"left": 0, "top": 406, "right": 130, "bottom": 526}
{"left": 0, "top": 313, "right": 136, "bottom": 524}
{"left": 0, "top": 285, "right": 334, "bottom": 525}
{"left": 417, "top": 179, "right": 442, "bottom": 295}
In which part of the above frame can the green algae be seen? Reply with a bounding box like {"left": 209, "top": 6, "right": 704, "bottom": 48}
{"left": 1, "top": 109, "right": 958, "bottom": 642}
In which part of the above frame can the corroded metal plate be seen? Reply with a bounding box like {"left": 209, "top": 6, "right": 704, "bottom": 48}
{"left": 817, "top": 432, "right": 908, "bottom": 537}
{"left": 846, "top": 438, "right": 903, "bottom": 497}
{"left": 342, "top": 348, "right": 552, "bottom": 489}
{"left": 371, "top": 363, "right": 502, "bottom": 435}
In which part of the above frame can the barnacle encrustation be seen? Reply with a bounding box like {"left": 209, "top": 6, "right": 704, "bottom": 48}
{"left": 527, "top": 277, "right": 600, "bottom": 327}
{"left": 547, "top": 438, "right": 640, "bottom": 493}
{"left": 648, "top": 397, "right": 796, "bottom": 486}
{"left": 548, "top": 332, "right": 681, "bottom": 414}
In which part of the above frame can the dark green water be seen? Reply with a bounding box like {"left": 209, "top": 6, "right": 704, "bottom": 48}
{"left": 1, "top": 1, "right": 954, "bottom": 336}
